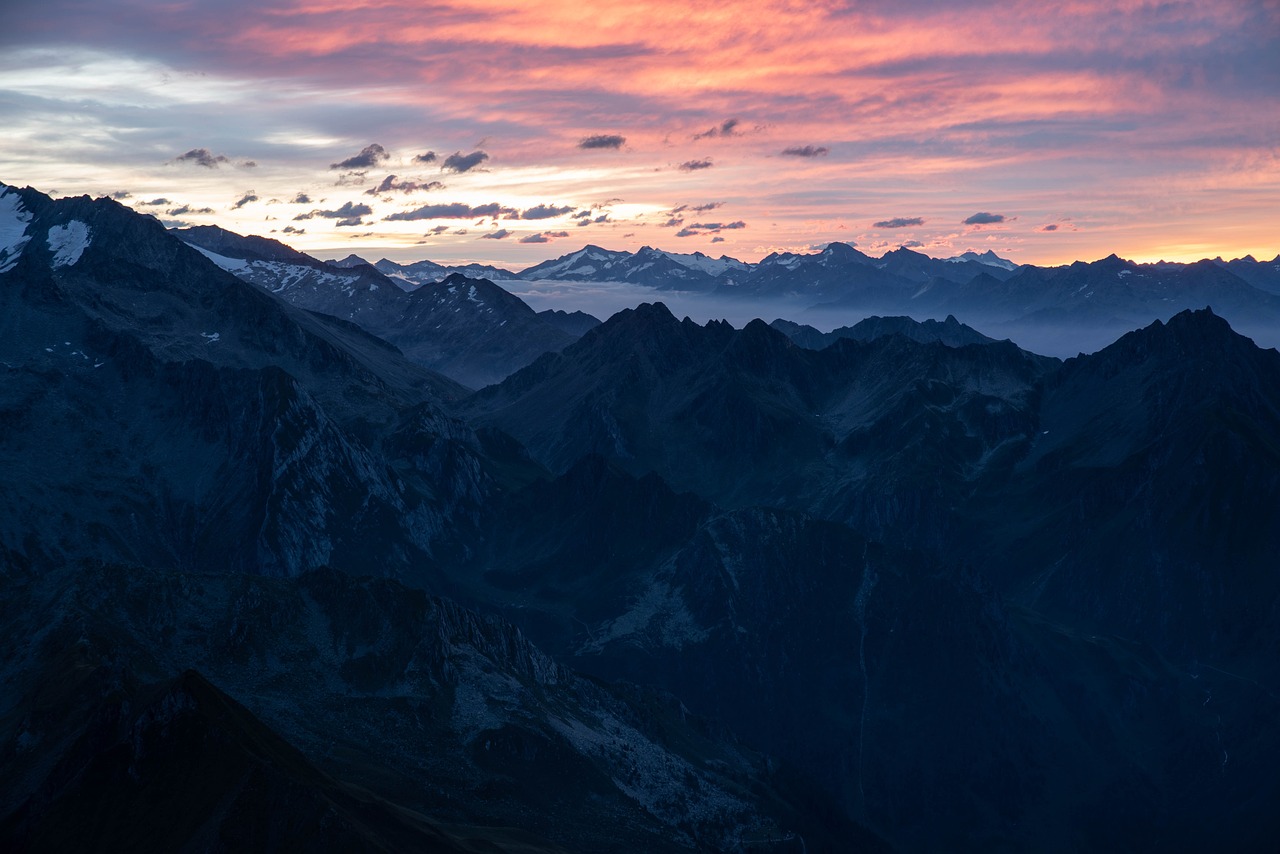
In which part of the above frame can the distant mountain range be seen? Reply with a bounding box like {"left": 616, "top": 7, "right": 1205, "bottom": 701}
{"left": 5, "top": 181, "right": 1280, "bottom": 852}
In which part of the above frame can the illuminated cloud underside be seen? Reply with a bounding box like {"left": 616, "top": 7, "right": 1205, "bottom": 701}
{"left": 0, "top": 0, "right": 1276, "bottom": 265}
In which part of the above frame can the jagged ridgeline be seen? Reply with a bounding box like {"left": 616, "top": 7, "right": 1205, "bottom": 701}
{"left": 3, "top": 183, "right": 1280, "bottom": 852}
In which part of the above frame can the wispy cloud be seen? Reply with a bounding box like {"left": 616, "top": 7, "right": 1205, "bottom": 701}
{"left": 384, "top": 201, "right": 516, "bottom": 221}
{"left": 780, "top": 145, "right": 829, "bottom": 158}
{"left": 678, "top": 159, "right": 714, "bottom": 172}
{"left": 874, "top": 216, "right": 924, "bottom": 228}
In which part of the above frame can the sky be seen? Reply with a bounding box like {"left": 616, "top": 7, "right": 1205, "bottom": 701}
{"left": 1, "top": 0, "right": 1277, "bottom": 269}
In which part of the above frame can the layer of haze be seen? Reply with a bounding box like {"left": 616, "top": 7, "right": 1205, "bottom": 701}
{"left": 1, "top": 0, "right": 1277, "bottom": 267}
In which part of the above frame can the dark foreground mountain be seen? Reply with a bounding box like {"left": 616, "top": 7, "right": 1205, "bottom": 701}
{"left": 0, "top": 563, "right": 867, "bottom": 853}
{"left": 439, "top": 454, "right": 1280, "bottom": 852}
{"left": 175, "top": 227, "right": 576, "bottom": 389}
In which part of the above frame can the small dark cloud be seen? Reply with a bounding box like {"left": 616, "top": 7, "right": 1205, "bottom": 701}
{"left": 671, "top": 202, "right": 722, "bottom": 214}
{"left": 902, "top": 240, "right": 925, "bottom": 248}
{"left": 441, "top": 150, "right": 490, "bottom": 173}
{"left": 239, "top": 160, "right": 257, "bottom": 169}
{"left": 578, "top": 133, "right": 627, "bottom": 150}
{"left": 173, "top": 148, "right": 229, "bottom": 168}
{"left": 414, "top": 151, "right": 437, "bottom": 164}
{"left": 141, "top": 198, "right": 171, "bottom": 206}
{"left": 335, "top": 217, "right": 364, "bottom": 228}
{"left": 384, "top": 201, "right": 516, "bottom": 221}
{"left": 365, "top": 175, "right": 446, "bottom": 195}
{"left": 167, "top": 204, "right": 214, "bottom": 216}
{"left": 452, "top": 228, "right": 469, "bottom": 235}
{"left": 292, "top": 192, "right": 312, "bottom": 204}
{"left": 711, "top": 236, "right": 725, "bottom": 243}
{"left": 521, "top": 204, "right": 574, "bottom": 220}
{"left": 110, "top": 191, "right": 131, "bottom": 200}
{"left": 780, "top": 145, "right": 829, "bottom": 158}
{"left": 675, "top": 220, "right": 746, "bottom": 238}
{"left": 427, "top": 225, "right": 450, "bottom": 235}
{"left": 294, "top": 201, "right": 374, "bottom": 223}
{"left": 662, "top": 217, "right": 684, "bottom": 228}
{"left": 1040, "top": 223, "right": 1060, "bottom": 232}
{"left": 964, "top": 211, "right": 1006, "bottom": 225}
{"left": 231, "top": 191, "right": 259, "bottom": 210}
{"left": 572, "top": 209, "right": 592, "bottom": 219}
{"left": 480, "top": 229, "right": 512, "bottom": 240}
{"left": 678, "top": 159, "right": 713, "bottom": 172}
{"left": 519, "top": 233, "right": 551, "bottom": 243}
{"left": 874, "top": 216, "right": 924, "bottom": 229}
{"left": 331, "top": 143, "right": 389, "bottom": 170}
{"left": 334, "top": 171, "right": 367, "bottom": 186}
{"left": 693, "top": 118, "right": 740, "bottom": 140}
{"left": 281, "top": 225, "right": 305, "bottom": 234}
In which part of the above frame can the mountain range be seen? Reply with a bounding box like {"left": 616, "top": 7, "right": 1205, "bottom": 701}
{"left": 4, "top": 182, "right": 1279, "bottom": 852}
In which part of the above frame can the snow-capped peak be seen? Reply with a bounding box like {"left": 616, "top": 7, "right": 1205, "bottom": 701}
{"left": 945, "top": 250, "right": 1019, "bottom": 271}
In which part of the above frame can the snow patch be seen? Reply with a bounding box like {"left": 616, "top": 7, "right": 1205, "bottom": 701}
{"left": 47, "top": 220, "right": 92, "bottom": 267}
{"left": 0, "top": 188, "right": 34, "bottom": 273}
{"left": 187, "top": 243, "right": 249, "bottom": 272}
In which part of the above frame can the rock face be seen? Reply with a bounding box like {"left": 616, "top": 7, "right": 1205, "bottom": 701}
{"left": 1, "top": 564, "right": 865, "bottom": 853}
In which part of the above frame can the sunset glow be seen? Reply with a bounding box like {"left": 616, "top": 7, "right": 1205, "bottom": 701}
{"left": 2, "top": 0, "right": 1276, "bottom": 266}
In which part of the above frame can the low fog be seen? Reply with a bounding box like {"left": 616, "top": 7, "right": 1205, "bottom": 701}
{"left": 503, "top": 278, "right": 1280, "bottom": 359}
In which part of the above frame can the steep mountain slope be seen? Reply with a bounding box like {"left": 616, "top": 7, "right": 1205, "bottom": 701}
{"left": 439, "top": 456, "right": 1280, "bottom": 852}
{"left": 0, "top": 184, "right": 498, "bottom": 579}
{"left": 0, "top": 563, "right": 865, "bottom": 853}
{"left": 175, "top": 227, "right": 575, "bottom": 389}
{"left": 462, "top": 302, "right": 1053, "bottom": 547}
{"left": 972, "top": 308, "right": 1280, "bottom": 663}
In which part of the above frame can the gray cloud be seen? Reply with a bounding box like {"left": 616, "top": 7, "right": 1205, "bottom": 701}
{"left": 519, "top": 233, "right": 551, "bottom": 243}
{"left": 678, "top": 159, "right": 714, "bottom": 171}
{"left": 480, "top": 229, "right": 512, "bottom": 240}
{"left": 281, "top": 225, "right": 305, "bottom": 234}
{"left": 239, "top": 160, "right": 257, "bottom": 169}
{"left": 414, "top": 151, "right": 437, "bottom": 164}
{"left": 441, "top": 150, "right": 490, "bottom": 173}
{"left": 427, "top": 225, "right": 450, "bottom": 235}
{"left": 572, "top": 209, "right": 592, "bottom": 219}
{"left": 294, "top": 201, "right": 373, "bottom": 222}
{"left": 167, "top": 204, "right": 214, "bottom": 215}
{"left": 173, "top": 148, "right": 229, "bottom": 168}
{"left": 292, "top": 192, "right": 312, "bottom": 204}
{"left": 964, "top": 211, "right": 1006, "bottom": 225}
{"left": 231, "top": 191, "right": 258, "bottom": 210}
{"left": 335, "top": 217, "right": 364, "bottom": 228}
{"left": 110, "top": 191, "right": 131, "bottom": 200}
{"left": 676, "top": 220, "right": 746, "bottom": 237}
{"left": 671, "top": 202, "right": 722, "bottom": 214}
{"left": 384, "top": 201, "right": 516, "bottom": 221}
{"left": 141, "top": 198, "right": 171, "bottom": 206}
{"left": 711, "top": 236, "right": 725, "bottom": 243}
{"left": 1040, "top": 223, "right": 1060, "bottom": 232}
{"left": 874, "top": 216, "right": 924, "bottom": 228}
{"left": 781, "top": 145, "right": 829, "bottom": 158}
{"left": 520, "top": 203, "right": 574, "bottom": 220}
{"left": 365, "top": 175, "right": 446, "bottom": 195}
{"left": 902, "top": 240, "right": 925, "bottom": 248}
{"left": 694, "top": 118, "right": 740, "bottom": 140}
{"left": 578, "top": 133, "right": 627, "bottom": 150}
{"left": 330, "top": 143, "right": 389, "bottom": 170}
